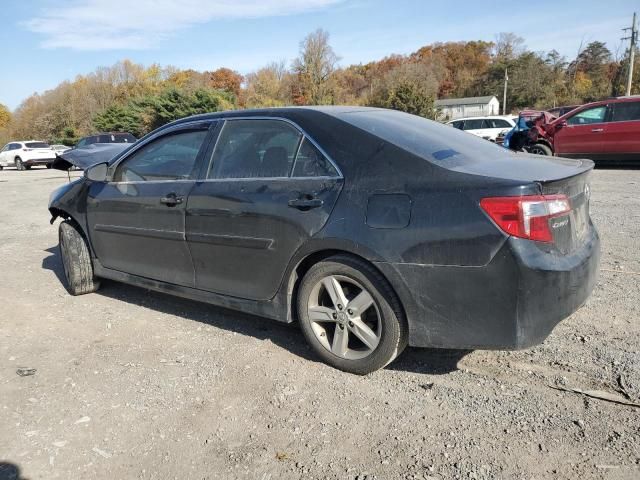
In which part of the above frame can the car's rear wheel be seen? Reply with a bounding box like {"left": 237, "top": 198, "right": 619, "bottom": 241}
{"left": 15, "top": 157, "right": 25, "bottom": 171}
{"left": 46, "top": 163, "right": 52, "bottom": 169}
{"left": 59, "top": 220, "right": 100, "bottom": 295}
{"left": 297, "top": 255, "right": 407, "bottom": 375}
{"left": 529, "top": 143, "right": 552, "bottom": 156}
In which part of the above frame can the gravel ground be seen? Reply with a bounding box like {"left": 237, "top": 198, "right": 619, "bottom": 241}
{"left": 0, "top": 167, "right": 638, "bottom": 480}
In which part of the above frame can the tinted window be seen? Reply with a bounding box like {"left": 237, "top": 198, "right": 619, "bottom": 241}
{"left": 292, "top": 138, "right": 338, "bottom": 177}
{"left": 10, "top": 143, "right": 21, "bottom": 150}
{"left": 115, "top": 130, "right": 207, "bottom": 182}
{"left": 567, "top": 106, "right": 606, "bottom": 125}
{"left": 450, "top": 121, "right": 463, "bottom": 129}
{"left": 485, "top": 119, "right": 511, "bottom": 128}
{"left": 463, "top": 119, "right": 484, "bottom": 130}
{"left": 208, "top": 120, "right": 302, "bottom": 179}
{"left": 611, "top": 102, "right": 640, "bottom": 122}
{"left": 25, "top": 142, "right": 50, "bottom": 148}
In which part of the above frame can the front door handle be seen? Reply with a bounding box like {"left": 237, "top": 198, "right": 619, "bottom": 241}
{"left": 160, "top": 193, "right": 183, "bottom": 206}
{"left": 288, "top": 196, "right": 324, "bottom": 210}
{"left": 591, "top": 128, "right": 604, "bottom": 133}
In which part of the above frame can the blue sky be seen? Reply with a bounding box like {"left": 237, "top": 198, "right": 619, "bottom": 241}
{"left": 1, "top": 0, "right": 637, "bottom": 110}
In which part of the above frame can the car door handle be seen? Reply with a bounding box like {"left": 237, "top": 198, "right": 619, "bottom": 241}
{"left": 288, "top": 197, "right": 324, "bottom": 210}
{"left": 160, "top": 193, "right": 183, "bottom": 206}
{"left": 591, "top": 128, "right": 604, "bottom": 133}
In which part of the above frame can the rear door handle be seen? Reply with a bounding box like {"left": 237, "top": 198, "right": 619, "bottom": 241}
{"left": 160, "top": 193, "right": 183, "bottom": 206}
{"left": 591, "top": 128, "right": 604, "bottom": 133}
{"left": 288, "top": 197, "right": 324, "bottom": 210}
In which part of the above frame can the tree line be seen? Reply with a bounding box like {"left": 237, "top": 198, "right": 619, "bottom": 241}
{"left": 0, "top": 29, "right": 638, "bottom": 146}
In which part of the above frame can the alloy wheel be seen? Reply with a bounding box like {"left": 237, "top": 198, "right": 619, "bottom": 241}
{"left": 307, "top": 275, "right": 381, "bottom": 360}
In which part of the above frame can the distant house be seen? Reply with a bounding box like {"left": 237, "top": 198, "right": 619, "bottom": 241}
{"left": 435, "top": 95, "right": 500, "bottom": 120}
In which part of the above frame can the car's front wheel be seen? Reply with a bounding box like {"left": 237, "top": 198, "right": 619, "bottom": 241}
{"left": 59, "top": 220, "right": 100, "bottom": 295}
{"left": 297, "top": 255, "right": 407, "bottom": 374}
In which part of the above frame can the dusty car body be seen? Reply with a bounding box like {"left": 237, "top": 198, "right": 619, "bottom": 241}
{"left": 49, "top": 107, "right": 600, "bottom": 374}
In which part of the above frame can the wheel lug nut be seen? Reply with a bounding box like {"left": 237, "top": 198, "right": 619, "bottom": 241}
{"left": 337, "top": 304, "right": 343, "bottom": 310}
{"left": 332, "top": 312, "right": 337, "bottom": 319}
{"left": 347, "top": 309, "right": 353, "bottom": 315}
{"left": 339, "top": 324, "right": 344, "bottom": 330}
{"left": 348, "top": 321, "right": 354, "bottom": 327}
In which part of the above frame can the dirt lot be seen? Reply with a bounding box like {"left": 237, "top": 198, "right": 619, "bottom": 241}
{"left": 0, "top": 167, "right": 638, "bottom": 480}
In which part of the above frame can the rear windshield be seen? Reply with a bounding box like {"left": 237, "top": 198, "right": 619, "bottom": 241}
{"left": 337, "top": 109, "right": 510, "bottom": 169}
{"left": 97, "top": 133, "right": 136, "bottom": 143}
{"left": 25, "top": 142, "right": 50, "bottom": 148}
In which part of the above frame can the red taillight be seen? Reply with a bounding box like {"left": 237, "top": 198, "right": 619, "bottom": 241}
{"left": 480, "top": 195, "right": 571, "bottom": 243}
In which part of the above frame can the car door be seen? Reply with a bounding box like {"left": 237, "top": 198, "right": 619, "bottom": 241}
{"left": 186, "top": 118, "right": 343, "bottom": 301}
{"left": 553, "top": 105, "right": 610, "bottom": 157}
{"left": 86, "top": 121, "right": 214, "bottom": 286}
{"left": 603, "top": 101, "right": 640, "bottom": 160}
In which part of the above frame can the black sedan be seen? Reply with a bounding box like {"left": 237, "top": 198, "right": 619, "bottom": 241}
{"left": 49, "top": 107, "right": 600, "bottom": 374}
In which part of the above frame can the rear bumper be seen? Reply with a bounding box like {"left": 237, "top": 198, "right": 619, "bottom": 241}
{"left": 24, "top": 158, "right": 56, "bottom": 166}
{"left": 377, "top": 226, "right": 600, "bottom": 349}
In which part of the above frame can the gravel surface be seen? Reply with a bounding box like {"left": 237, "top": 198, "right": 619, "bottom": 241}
{"left": 0, "top": 167, "right": 638, "bottom": 480}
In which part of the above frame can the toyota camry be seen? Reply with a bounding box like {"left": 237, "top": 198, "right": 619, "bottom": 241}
{"left": 48, "top": 107, "right": 600, "bottom": 374}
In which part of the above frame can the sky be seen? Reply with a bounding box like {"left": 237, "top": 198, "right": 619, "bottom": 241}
{"left": 1, "top": 0, "right": 637, "bottom": 110}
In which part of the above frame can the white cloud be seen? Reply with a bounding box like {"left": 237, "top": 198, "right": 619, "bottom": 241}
{"left": 25, "top": 0, "right": 343, "bottom": 51}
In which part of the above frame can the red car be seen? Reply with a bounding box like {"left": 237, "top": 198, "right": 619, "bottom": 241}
{"left": 529, "top": 96, "right": 640, "bottom": 163}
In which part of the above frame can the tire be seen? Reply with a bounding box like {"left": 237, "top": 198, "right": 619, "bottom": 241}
{"left": 46, "top": 163, "right": 52, "bottom": 169}
{"left": 297, "top": 255, "right": 408, "bottom": 375}
{"left": 528, "top": 143, "right": 552, "bottom": 156}
{"left": 15, "top": 157, "right": 25, "bottom": 171}
{"left": 0, "top": 165, "right": 3, "bottom": 171}
{"left": 58, "top": 220, "right": 100, "bottom": 295}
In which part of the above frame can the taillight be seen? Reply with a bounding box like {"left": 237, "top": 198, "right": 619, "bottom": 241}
{"left": 480, "top": 195, "right": 571, "bottom": 243}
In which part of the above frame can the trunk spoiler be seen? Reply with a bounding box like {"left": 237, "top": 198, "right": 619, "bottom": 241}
{"left": 51, "top": 143, "right": 131, "bottom": 171}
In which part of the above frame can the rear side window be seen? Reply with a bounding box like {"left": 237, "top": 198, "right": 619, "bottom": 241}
{"left": 25, "top": 142, "right": 50, "bottom": 148}
{"left": 450, "top": 121, "right": 463, "bottom": 129}
{"left": 463, "top": 119, "right": 484, "bottom": 130}
{"left": 208, "top": 120, "right": 302, "bottom": 179}
{"left": 115, "top": 130, "right": 208, "bottom": 182}
{"left": 292, "top": 138, "right": 337, "bottom": 177}
{"left": 610, "top": 102, "right": 640, "bottom": 122}
{"left": 567, "top": 106, "right": 607, "bottom": 125}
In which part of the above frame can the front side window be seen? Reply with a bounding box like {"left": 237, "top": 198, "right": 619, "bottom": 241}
{"left": 610, "top": 102, "right": 640, "bottom": 122}
{"left": 208, "top": 120, "right": 302, "bottom": 179}
{"left": 567, "top": 106, "right": 607, "bottom": 125}
{"left": 114, "top": 129, "right": 208, "bottom": 182}
{"left": 292, "top": 138, "right": 337, "bottom": 177}
{"left": 450, "top": 121, "right": 463, "bottom": 129}
{"left": 486, "top": 119, "right": 511, "bottom": 128}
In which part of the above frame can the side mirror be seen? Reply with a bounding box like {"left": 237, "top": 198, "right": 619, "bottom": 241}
{"left": 558, "top": 120, "right": 568, "bottom": 129}
{"left": 85, "top": 162, "right": 109, "bottom": 182}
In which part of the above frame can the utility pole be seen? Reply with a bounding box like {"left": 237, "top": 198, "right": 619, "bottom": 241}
{"left": 502, "top": 68, "right": 508, "bottom": 115}
{"left": 622, "top": 12, "right": 637, "bottom": 96}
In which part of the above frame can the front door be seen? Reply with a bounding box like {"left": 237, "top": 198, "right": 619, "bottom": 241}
{"left": 86, "top": 122, "right": 213, "bottom": 287}
{"left": 554, "top": 105, "right": 610, "bottom": 157}
{"left": 186, "top": 118, "right": 343, "bottom": 300}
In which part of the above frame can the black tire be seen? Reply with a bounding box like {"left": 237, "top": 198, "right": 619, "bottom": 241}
{"left": 15, "top": 157, "right": 25, "bottom": 171}
{"left": 58, "top": 220, "right": 100, "bottom": 295}
{"left": 297, "top": 255, "right": 408, "bottom": 375}
{"left": 0, "top": 165, "right": 3, "bottom": 171}
{"left": 46, "top": 163, "right": 52, "bottom": 169}
{"left": 528, "top": 143, "right": 552, "bottom": 156}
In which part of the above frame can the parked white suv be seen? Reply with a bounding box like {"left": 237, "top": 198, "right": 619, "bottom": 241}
{"left": 0, "top": 141, "right": 57, "bottom": 170}
{"left": 447, "top": 116, "right": 516, "bottom": 142}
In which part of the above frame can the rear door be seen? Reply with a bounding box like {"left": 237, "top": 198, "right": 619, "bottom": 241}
{"left": 86, "top": 121, "right": 214, "bottom": 286}
{"left": 602, "top": 101, "right": 640, "bottom": 161}
{"left": 186, "top": 118, "right": 343, "bottom": 300}
{"left": 554, "top": 105, "right": 610, "bottom": 157}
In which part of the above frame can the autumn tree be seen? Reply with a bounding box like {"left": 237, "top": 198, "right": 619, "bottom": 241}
{"left": 244, "top": 61, "right": 292, "bottom": 107}
{"left": 292, "top": 29, "right": 340, "bottom": 104}
{"left": 206, "top": 68, "right": 244, "bottom": 99}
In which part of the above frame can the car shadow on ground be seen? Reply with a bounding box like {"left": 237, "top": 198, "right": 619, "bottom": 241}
{"left": 42, "top": 246, "right": 469, "bottom": 375}
{"left": 0, "top": 462, "right": 26, "bottom": 480}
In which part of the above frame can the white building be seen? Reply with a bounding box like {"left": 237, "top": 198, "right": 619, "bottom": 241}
{"left": 435, "top": 95, "right": 500, "bottom": 120}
